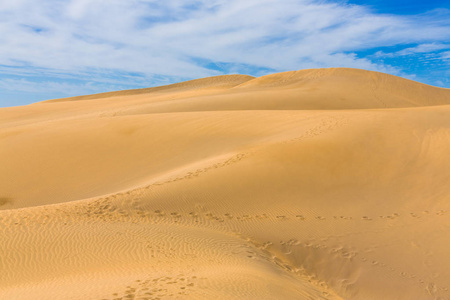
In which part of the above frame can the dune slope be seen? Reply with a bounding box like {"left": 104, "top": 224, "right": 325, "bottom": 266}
{"left": 1, "top": 68, "right": 450, "bottom": 300}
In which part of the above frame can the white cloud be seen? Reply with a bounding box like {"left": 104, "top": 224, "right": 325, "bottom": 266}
{"left": 399, "top": 43, "right": 449, "bottom": 55}
{"left": 0, "top": 0, "right": 449, "bottom": 101}
{"left": 0, "top": 78, "right": 97, "bottom": 95}
{"left": 375, "top": 43, "right": 450, "bottom": 58}
{"left": 441, "top": 51, "right": 450, "bottom": 60}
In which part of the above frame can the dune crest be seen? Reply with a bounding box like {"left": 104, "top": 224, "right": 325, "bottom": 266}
{"left": 1, "top": 68, "right": 450, "bottom": 299}
{"left": 41, "top": 74, "right": 255, "bottom": 103}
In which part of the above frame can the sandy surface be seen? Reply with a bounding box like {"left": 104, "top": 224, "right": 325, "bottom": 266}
{"left": 1, "top": 68, "right": 450, "bottom": 299}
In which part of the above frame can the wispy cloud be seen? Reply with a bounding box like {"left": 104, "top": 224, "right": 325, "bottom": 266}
{"left": 0, "top": 0, "right": 449, "bottom": 105}
{"left": 441, "top": 51, "right": 450, "bottom": 60}
{"left": 374, "top": 43, "right": 450, "bottom": 58}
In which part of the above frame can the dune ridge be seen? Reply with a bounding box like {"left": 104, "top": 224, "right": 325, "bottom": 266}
{"left": 1, "top": 68, "right": 450, "bottom": 300}
{"left": 41, "top": 75, "right": 255, "bottom": 103}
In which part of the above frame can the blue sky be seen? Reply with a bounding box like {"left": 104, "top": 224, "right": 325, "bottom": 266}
{"left": 0, "top": 0, "right": 449, "bottom": 107}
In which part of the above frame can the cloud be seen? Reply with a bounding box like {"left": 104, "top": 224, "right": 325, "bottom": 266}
{"left": 375, "top": 43, "right": 450, "bottom": 58}
{"left": 0, "top": 78, "right": 98, "bottom": 95}
{"left": 441, "top": 51, "right": 450, "bottom": 60}
{"left": 0, "top": 0, "right": 449, "bottom": 105}
{"left": 398, "top": 43, "right": 449, "bottom": 55}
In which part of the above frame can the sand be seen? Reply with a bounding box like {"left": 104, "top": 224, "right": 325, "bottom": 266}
{"left": 1, "top": 68, "right": 449, "bottom": 299}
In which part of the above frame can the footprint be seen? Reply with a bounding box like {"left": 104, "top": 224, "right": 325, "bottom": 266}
{"left": 426, "top": 283, "right": 437, "bottom": 296}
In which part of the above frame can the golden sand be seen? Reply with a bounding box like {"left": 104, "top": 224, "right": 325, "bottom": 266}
{"left": 1, "top": 68, "right": 449, "bottom": 299}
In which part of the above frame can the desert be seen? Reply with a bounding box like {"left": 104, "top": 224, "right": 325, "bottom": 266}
{"left": 1, "top": 68, "right": 450, "bottom": 299}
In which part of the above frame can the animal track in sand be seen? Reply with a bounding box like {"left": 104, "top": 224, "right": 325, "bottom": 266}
{"left": 90, "top": 116, "right": 350, "bottom": 210}
{"left": 233, "top": 234, "right": 345, "bottom": 299}
{"left": 355, "top": 253, "right": 449, "bottom": 297}
{"left": 6, "top": 200, "right": 448, "bottom": 299}
{"left": 106, "top": 274, "right": 201, "bottom": 300}
{"left": 280, "top": 115, "right": 349, "bottom": 145}
{"left": 152, "top": 152, "right": 251, "bottom": 187}
{"left": 60, "top": 200, "right": 450, "bottom": 228}
{"left": 249, "top": 231, "right": 449, "bottom": 300}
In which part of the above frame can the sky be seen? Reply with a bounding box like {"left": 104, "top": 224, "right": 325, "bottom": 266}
{"left": 0, "top": 0, "right": 449, "bottom": 107}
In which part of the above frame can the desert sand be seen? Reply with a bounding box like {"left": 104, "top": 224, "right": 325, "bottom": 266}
{"left": 1, "top": 68, "right": 450, "bottom": 299}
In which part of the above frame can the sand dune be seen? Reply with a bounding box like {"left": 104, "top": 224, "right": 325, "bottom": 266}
{"left": 1, "top": 68, "right": 450, "bottom": 299}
